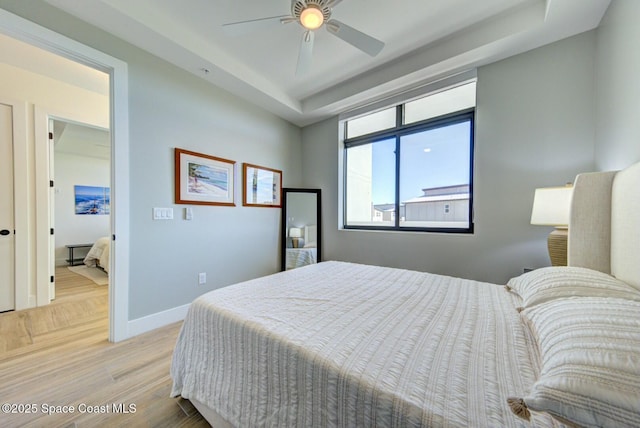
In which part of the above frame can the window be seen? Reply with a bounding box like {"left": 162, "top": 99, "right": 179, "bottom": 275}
{"left": 346, "top": 106, "right": 396, "bottom": 139}
{"left": 343, "top": 82, "right": 475, "bottom": 233}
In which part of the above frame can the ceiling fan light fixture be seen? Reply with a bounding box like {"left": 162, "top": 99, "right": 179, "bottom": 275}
{"left": 300, "top": 6, "right": 324, "bottom": 30}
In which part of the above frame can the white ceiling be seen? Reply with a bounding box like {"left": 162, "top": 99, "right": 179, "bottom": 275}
{"left": 0, "top": 31, "right": 109, "bottom": 158}
{"left": 54, "top": 120, "right": 110, "bottom": 160}
{"left": 38, "top": 0, "right": 611, "bottom": 126}
{"left": 0, "top": 31, "right": 108, "bottom": 95}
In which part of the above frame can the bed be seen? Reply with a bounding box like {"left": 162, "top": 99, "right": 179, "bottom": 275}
{"left": 285, "top": 224, "right": 318, "bottom": 270}
{"left": 171, "top": 162, "right": 640, "bottom": 427}
{"left": 83, "top": 236, "right": 110, "bottom": 273}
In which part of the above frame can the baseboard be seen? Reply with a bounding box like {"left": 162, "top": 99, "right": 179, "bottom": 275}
{"left": 15, "top": 294, "right": 37, "bottom": 311}
{"left": 127, "top": 303, "right": 191, "bottom": 338}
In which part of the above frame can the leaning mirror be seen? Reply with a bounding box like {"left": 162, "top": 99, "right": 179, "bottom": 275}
{"left": 281, "top": 188, "right": 321, "bottom": 271}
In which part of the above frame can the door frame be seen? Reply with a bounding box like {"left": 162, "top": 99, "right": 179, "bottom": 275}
{"left": 0, "top": 97, "right": 28, "bottom": 310}
{"left": 0, "top": 8, "right": 131, "bottom": 342}
{"left": 35, "top": 111, "right": 110, "bottom": 304}
{"left": 0, "top": 97, "right": 27, "bottom": 311}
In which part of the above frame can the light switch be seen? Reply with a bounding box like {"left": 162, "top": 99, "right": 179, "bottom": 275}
{"left": 153, "top": 207, "right": 174, "bottom": 220}
{"left": 185, "top": 207, "right": 193, "bottom": 220}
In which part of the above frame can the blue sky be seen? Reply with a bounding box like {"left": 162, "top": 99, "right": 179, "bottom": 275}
{"left": 372, "top": 121, "right": 471, "bottom": 204}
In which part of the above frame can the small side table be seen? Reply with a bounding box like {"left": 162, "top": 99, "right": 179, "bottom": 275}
{"left": 65, "top": 244, "right": 93, "bottom": 266}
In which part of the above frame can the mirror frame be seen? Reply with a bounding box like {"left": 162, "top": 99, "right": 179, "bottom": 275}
{"left": 281, "top": 188, "right": 322, "bottom": 271}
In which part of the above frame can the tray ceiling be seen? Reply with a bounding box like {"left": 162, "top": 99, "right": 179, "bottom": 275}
{"left": 41, "top": 0, "right": 610, "bottom": 126}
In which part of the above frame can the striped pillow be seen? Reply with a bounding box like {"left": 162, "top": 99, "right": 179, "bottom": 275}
{"left": 506, "top": 266, "right": 640, "bottom": 309}
{"left": 508, "top": 297, "right": 640, "bottom": 427}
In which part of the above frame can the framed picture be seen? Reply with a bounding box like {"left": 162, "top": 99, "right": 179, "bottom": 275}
{"left": 242, "top": 163, "right": 282, "bottom": 208}
{"left": 74, "top": 185, "right": 110, "bottom": 215}
{"left": 174, "top": 148, "right": 236, "bottom": 206}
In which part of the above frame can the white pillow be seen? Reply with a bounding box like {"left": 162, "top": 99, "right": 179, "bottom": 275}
{"left": 508, "top": 297, "right": 640, "bottom": 427}
{"left": 506, "top": 266, "right": 640, "bottom": 309}
{"left": 303, "top": 241, "right": 317, "bottom": 248}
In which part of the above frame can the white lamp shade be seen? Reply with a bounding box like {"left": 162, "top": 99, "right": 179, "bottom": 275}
{"left": 531, "top": 186, "right": 573, "bottom": 227}
{"left": 289, "top": 227, "right": 302, "bottom": 238}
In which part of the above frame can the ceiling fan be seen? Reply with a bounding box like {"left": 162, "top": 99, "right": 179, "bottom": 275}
{"left": 222, "top": 0, "right": 385, "bottom": 75}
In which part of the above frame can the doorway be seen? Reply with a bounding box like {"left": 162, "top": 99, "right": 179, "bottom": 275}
{"left": 52, "top": 119, "right": 111, "bottom": 300}
{"left": 0, "top": 8, "right": 130, "bottom": 341}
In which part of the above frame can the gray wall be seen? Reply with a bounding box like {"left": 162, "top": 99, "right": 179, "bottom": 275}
{"left": 127, "top": 56, "right": 300, "bottom": 319}
{"left": 6, "top": 0, "right": 637, "bottom": 316}
{"left": 595, "top": 0, "right": 640, "bottom": 170}
{"left": 302, "top": 32, "right": 597, "bottom": 284}
{"left": 0, "top": 1, "right": 302, "bottom": 319}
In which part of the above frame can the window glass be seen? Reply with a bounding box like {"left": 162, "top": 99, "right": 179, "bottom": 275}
{"left": 399, "top": 121, "right": 471, "bottom": 229}
{"left": 343, "top": 81, "right": 475, "bottom": 233}
{"left": 404, "top": 82, "right": 476, "bottom": 125}
{"left": 346, "top": 107, "right": 396, "bottom": 139}
{"left": 345, "top": 138, "right": 396, "bottom": 226}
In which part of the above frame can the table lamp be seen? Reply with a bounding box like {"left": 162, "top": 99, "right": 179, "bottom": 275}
{"left": 289, "top": 227, "right": 302, "bottom": 248}
{"left": 530, "top": 184, "right": 573, "bottom": 266}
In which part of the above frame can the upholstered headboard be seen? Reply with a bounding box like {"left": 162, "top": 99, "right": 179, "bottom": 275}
{"left": 568, "top": 162, "right": 640, "bottom": 290}
{"left": 304, "top": 225, "right": 317, "bottom": 247}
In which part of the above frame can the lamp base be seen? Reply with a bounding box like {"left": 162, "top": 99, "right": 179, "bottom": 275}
{"left": 292, "top": 237, "right": 300, "bottom": 248}
{"left": 547, "top": 228, "right": 568, "bottom": 266}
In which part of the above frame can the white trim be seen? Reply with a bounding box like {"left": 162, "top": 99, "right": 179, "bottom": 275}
{"left": 34, "top": 108, "right": 109, "bottom": 307}
{"left": 48, "top": 117, "right": 55, "bottom": 301}
{"left": 127, "top": 303, "right": 191, "bottom": 338}
{"left": 0, "top": 9, "right": 130, "bottom": 342}
{"left": 337, "top": 120, "right": 346, "bottom": 230}
{"left": 0, "top": 97, "right": 28, "bottom": 310}
{"left": 109, "top": 43, "right": 131, "bottom": 343}
{"left": 34, "top": 107, "right": 50, "bottom": 307}
{"left": 338, "top": 69, "right": 478, "bottom": 122}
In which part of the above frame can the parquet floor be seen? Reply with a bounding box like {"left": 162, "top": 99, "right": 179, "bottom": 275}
{"left": 0, "top": 267, "right": 209, "bottom": 427}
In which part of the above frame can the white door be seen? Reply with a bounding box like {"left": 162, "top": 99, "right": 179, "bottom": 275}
{"left": 0, "top": 102, "right": 15, "bottom": 312}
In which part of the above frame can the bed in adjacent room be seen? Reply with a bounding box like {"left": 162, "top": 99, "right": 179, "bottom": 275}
{"left": 171, "top": 162, "right": 640, "bottom": 427}
{"left": 285, "top": 224, "right": 318, "bottom": 270}
{"left": 83, "top": 236, "right": 110, "bottom": 273}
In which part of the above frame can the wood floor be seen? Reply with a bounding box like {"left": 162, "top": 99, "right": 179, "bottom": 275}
{"left": 0, "top": 267, "right": 209, "bottom": 427}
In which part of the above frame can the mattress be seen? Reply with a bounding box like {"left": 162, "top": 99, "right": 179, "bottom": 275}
{"left": 285, "top": 247, "right": 317, "bottom": 269}
{"left": 171, "top": 261, "right": 559, "bottom": 427}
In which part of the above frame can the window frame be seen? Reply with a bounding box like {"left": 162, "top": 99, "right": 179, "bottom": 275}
{"left": 343, "top": 106, "right": 475, "bottom": 234}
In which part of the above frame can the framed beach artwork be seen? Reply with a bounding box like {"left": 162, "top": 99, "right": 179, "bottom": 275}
{"left": 175, "top": 148, "right": 236, "bottom": 206}
{"left": 242, "top": 163, "right": 282, "bottom": 208}
{"left": 75, "top": 185, "right": 110, "bottom": 215}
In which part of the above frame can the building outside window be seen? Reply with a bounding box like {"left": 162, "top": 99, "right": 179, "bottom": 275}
{"left": 342, "top": 81, "right": 475, "bottom": 233}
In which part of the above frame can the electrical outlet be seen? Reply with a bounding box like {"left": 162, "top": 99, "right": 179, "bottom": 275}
{"left": 198, "top": 272, "right": 206, "bottom": 285}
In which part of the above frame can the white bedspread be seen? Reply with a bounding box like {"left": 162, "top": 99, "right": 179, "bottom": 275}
{"left": 83, "top": 236, "right": 110, "bottom": 273}
{"left": 171, "top": 261, "right": 559, "bottom": 427}
{"left": 285, "top": 247, "right": 317, "bottom": 269}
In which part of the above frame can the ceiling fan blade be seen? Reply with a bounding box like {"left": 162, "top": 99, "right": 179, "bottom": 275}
{"left": 326, "top": 19, "right": 384, "bottom": 56}
{"left": 325, "top": 0, "right": 344, "bottom": 8}
{"left": 222, "top": 15, "right": 292, "bottom": 37}
{"left": 296, "top": 30, "right": 315, "bottom": 76}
